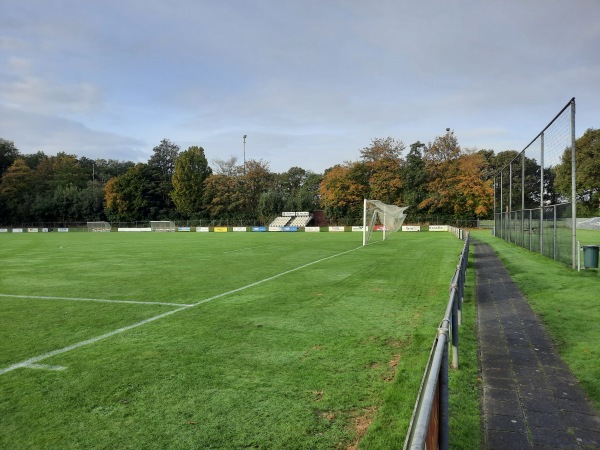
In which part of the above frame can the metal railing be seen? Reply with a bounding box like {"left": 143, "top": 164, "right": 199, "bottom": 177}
{"left": 404, "top": 230, "right": 470, "bottom": 450}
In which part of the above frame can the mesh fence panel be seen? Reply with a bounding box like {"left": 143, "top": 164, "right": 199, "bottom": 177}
{"left": 494, "top": 99, "right": 575, "bottom": 266}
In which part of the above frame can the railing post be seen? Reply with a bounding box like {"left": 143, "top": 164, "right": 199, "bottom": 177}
{"left": 439, "top": 329, "right": 450, "bottom": 450}
{"left": 451, "top": 289, "right": 459, "bottom": 369}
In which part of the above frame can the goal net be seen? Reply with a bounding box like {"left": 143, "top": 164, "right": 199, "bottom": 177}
{"left": 150, "top": 221, "right": 176, "bottom": 232}
{"left": 362, "top": 200, "right": 409, "bottom": 245}
{"left": 87, "top": 221, "right": 111, "bottom": 232}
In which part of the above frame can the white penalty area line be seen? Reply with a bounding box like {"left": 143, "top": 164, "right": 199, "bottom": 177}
{"left": 0, "top": 306, "right": 191, "bottom": 376}
{"left": 0, "top": 245, "right": 364, "bottom": 376}
{"left": 0, "top": 293, "right": 192, "bottom": 308}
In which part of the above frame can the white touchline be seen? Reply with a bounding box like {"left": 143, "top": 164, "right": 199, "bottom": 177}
{"left": 0, "top": 245, "right": 363, "bottom": 376}
{"left": 0, "top": 293, "right": 192, "bottom": 307}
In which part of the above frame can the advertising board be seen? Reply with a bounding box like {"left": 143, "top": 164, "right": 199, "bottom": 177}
{"left": 429, "top": 225, "right": 449, "bottom": 232}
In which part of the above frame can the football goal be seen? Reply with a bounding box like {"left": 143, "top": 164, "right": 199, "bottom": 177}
{"left": 87, "top": 221, "right": 111, "bottom": 232}
{"left": 362, "top": 200, "right": 409, "bottom": 246}
{"left": 150, "top": 221, "right": 176, "bottom": 232}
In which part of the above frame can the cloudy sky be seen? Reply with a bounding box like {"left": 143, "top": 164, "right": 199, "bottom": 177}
{"left": 1, "top": 0, "right": 599, "bottom": 173}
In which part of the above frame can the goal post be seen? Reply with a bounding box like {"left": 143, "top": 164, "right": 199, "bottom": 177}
{"left": 150, "top": 221, "right": 176, "bottom": 232}
{"left": 362, "top": 199, "right": 409, "bottom": 246}
{"left": 87, "top": 221, "right": 111, "bottom": 232}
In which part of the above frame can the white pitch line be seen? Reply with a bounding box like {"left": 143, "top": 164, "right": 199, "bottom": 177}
{"left": 0, "top": 245, "right": 363, "bottom": 376}
{"left": 0, "top": 294, "right": 192, "bottom": 307}
{"left": 0, "top": 306, "right": 191, "bottom": 375}
{"left": 25, "top": 364, "right": 66, "bottom": 371}
{"left": 191, "top": 245, "right": 363, "bottom": 306}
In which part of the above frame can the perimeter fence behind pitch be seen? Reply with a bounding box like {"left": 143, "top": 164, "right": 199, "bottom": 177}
{"left": 494, "top": 98, "right": 577, "bottom": 267}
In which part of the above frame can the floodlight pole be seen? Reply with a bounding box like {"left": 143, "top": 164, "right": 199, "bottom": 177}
{"left": 243, "top": 134, "right": 247, "bottom": 174}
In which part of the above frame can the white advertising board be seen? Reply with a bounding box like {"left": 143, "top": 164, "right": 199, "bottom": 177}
{"left": 196, "top": 227, "right": 210, "bottom": 232}
{"left": 269, "top": 226, "right": 283, "bottom": 232}
{"left": 13, "top": 228, "right": 23, "bottom": 233}
{"left": 305, "top": 227, "right": 320, "bottom": 232}
{"left": 328, "top": 226, "right": 345, "bottom": 232}
{"left": 429, "top": 225, "right": 449, "bottom": 232}
{"left": 402, "top": 226, "right": 421, "bottom": 232}
{"left": 117, "top": 227, "right": 152, "bottom": 232}
{"left": 351, "top": 226, "right": 365, "bottom": 232}
{"left": 58, "top": 228, "right": 69, "bottom": 232}
{"left": 232, "top": 227, "right": 247, "bottom": 232}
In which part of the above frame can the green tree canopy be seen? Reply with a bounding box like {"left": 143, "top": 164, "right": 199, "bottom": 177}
{"left": 0, "top": 139, "right": 20, "bottom": 177}
{"left": 0, "top": 159, "right": 35, "bottom": 222}
{"left": 171, "top": 146, "right": 212, "bottom": 217}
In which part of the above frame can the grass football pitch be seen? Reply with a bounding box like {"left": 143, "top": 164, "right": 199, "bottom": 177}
{"left": 0, "top": 231, "right": 476, "bottom": 449}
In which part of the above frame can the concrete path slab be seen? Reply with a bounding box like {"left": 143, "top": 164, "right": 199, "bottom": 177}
{"left": 474, "top": 241, "right": 600, "bottom": 449}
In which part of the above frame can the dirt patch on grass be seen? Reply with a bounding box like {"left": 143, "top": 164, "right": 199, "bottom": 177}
{"left": 383, "top": 353, "right": 401, "bottom": 382}
{"left": 346, "top": 406, "right": 377, "bottom": 450}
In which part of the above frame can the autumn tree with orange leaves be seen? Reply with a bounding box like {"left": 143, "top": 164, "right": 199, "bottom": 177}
{"left": 418, "top": 131, "right": 493, "bottom": 218}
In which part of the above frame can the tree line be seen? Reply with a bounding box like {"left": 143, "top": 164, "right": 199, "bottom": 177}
{"left": 1, "top": 128, "right": 598, "bottom": 226}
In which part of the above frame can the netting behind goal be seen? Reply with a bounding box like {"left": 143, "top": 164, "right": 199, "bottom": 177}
{"left": 150, "top": 221, "right": 176, "bottom": 232}
{"left": 87, "top": 221, "right": 111, "bottom": 232}
{"left": 362, "top": 200, "right": 409, "bottom": 245}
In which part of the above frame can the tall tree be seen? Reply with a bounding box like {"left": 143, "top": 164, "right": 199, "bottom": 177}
{"left": 240, "top": 159, "right": 275, "bottom": 221}
{"left": 452, "top": 153, "right": 494, "bottom": 217}
{"left": 402, "top": 142, "right": 427, "bottom": 208}
{"left": 171, "top": 146, "right": 212, "bottom": 217}
{"left": 359, "top": 137, "right": 405, "bottom": 205}
{"left": 419, "top": 131, "right": 492, "bottom": 218}
{"left": 202, "top": 174, "right": 243, "bottom": 221}
{"left": 294, "top": 172, "right": 323, "bottom": 211}
{"left": 419, "top": 131, "right": 461, "bottom": 215}
{"left": 104, "top": 163, "right": 154, "bottom": 222}
{"left": 148, "top": 139, "right": 180, "bottom": 218}
{"left": 0, "top": 159, "right": 35, "bottom": 222}
{"left": 319, "top": 162, "right": 368, "bottom": 223}
{"left": 0, "top": 139, "right": 20, "bottom": 177}
{"left": 359, "top": 137, "right": 405, "bottom": 162}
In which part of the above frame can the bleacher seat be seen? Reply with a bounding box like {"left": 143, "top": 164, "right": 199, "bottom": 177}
{"left": 289, "top": 215, "right": 312, "bottom": 227}
{"left": 269, "top": 216, "right": 291, "bottom": 227}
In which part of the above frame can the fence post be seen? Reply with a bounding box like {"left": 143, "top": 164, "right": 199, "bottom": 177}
{"left": 570, "top": 98, "right": 577, "bottom": 269}
{"left": 451, "top": 288, "right": 459, "bottom": 369}
{"left": 540, "top": 132, "right": 544, "bottom": 255}
{"left": 553, "top": 205, "right": 557, "bottom": 260}
{"left": 439, "top": 331, "right": 450, "bottom": 450}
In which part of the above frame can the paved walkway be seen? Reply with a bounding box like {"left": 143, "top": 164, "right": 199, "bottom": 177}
{"left": 474, "top": 241, "right": 600, "bottom": 449}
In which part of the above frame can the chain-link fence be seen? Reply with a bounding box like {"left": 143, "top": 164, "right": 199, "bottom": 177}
{"left": 494, "top": 98, "right": 576, "bottom": 267}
